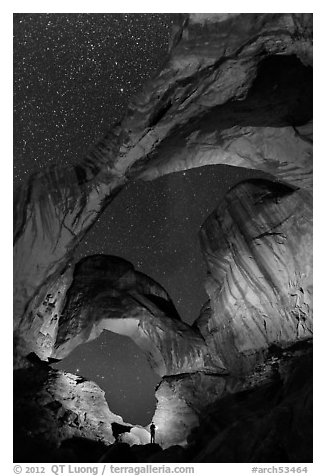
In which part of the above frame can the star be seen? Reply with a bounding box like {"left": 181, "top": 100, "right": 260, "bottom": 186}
{"left": 15, "top": 13, "right": 268, "bottom": 427}
{"left": 14, "top": 13, "right": 174, "bottom": 185}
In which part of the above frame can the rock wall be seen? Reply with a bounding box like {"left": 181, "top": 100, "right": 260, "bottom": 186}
{"left": 13, "top": 160, "right": 126, "bottom": 334}
{"left": 14, "top": 360, "right": 128, "bottom": 462}
{"left": 14, "top": 14, "right": 312, "bottom": 354}
{"left": 150, "top": 178, "right": 313, "bottom": 449}
{"left": 48, "top": 255, "right": 225, "bottom": 377}
{"left": 126, "top": 16, "right": 312, "bottom": 188}
{"left": 196, "top": 179, "right": 313, "bottom": 374}
{"left": 14, "top": 264, "right": 74, "bottom": 366}
{"left": 153, "top": 372, "right": 227, "bottom": 449}
{"left": 188, "top": 342, "right": 312, "bottom": 463}
{"left": 152, "top": 339, "right": 312, "bottom": 454}
{"left": 13, "top": 13, "right": 313, "bottom": 462}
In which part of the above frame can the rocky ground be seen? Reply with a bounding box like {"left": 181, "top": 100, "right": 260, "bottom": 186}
{"left": 13, "top": 13, "right": 313, "bottom": 463}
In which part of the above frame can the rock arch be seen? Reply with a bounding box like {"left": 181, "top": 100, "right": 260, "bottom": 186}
{"left": 35, "top": 254, "right": 225, "bottom": 377}
{"left": 14, "top": 14, "right": 312, "bottom": 362}
{"left": 14, "top": 13, "right": 313, "bottom": 462}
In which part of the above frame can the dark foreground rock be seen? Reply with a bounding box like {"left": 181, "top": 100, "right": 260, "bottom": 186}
{"left": 13, "top": 359, "right": 127, "bottom": 462}
{"left": 13, "top": 13, "right": 313, "bottom": 463}
{"left": 14, "top": 340, "right": 312, "bottom": 463}
{"left": 188, "top": 342, "right": 312, "bottom": 462}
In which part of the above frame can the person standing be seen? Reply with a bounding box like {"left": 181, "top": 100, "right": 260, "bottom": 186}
{"left": 150, "top": 422, "right": 156, "bottom": 444}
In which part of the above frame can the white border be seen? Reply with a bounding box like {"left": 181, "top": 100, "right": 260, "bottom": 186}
{"left": 4, "top": 3, "right": 322, "bottom": 473}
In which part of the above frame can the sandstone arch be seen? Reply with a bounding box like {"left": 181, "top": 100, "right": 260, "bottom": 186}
{"left": 14, "top": 14, "right": 312, "bottom": 363}
{"left": 14, "top": 13, "right": 313, "bottom": 462}
{"left": 35, "top": 254, "right": 225, "bottom": 377}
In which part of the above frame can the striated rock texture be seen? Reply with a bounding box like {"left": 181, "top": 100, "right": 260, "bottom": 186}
{"left": 152, "top": 341, "right": 312, "bottom": 458}
{"left": 150, "top": 178, "right": 313, "bottom": 449}
{"left": 13, "top": 163, "right": 126, "bottom": 336}
{"left": 14, "top": 13, "right": 312, "bottom": 353}
{"left": 125, "top": 15, "right": 312, "bottom": 187}
{"left": 13, "top": 13, "right": 313, "bottom": 463}
{"left": 14, "top": 264, "right": 74, "bottom": 366}
{"left": 196, "top": 179, "right": 313, "bottom": 374}
{"left": 188, "top": 342, "right": 312, "bottom": 463}
{"left": 49, "top": 255, "right": 224, "bottom": 376}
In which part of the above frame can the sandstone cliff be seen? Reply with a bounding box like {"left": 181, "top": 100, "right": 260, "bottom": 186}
{"left": 196, "top": 179, "right": 313, "bottom": 374}
{"left": 152, "top": 341, "right": 312, "bottom": 458}
{"left": 151, "top": 179, "right": 312, "bottom": 449}
{"left": 14, "top": 13, "right": 312, "bottom": 354}
{"left": 50, "top": 255, "right": 225, "bottom": 376}
{"left": 13, "top": 13, "right": 313, "bottom": 463}
{"left": 14, "top": 359, "right": 126, "bottom": 462}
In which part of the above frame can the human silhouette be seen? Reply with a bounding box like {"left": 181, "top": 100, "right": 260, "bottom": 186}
{"left": 150, "top": 422, "right": 156, "bottom": 444}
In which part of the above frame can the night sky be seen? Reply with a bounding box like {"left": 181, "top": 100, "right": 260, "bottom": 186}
{"left": 13, "top": 13, "right": 174, "bottom": 184}
{"left": 14, "top": 13, "right": 264, "bottom": 425}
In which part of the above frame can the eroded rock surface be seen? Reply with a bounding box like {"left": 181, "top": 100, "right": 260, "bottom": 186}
{"left": 13, "top": 163, "right": 125, "bottom": 335}
{"left": 13, "top": 13, "right": 313, "bottom": 463}
{"left": 14, "top": 264, "right": 74, "bottom": 366}
{"left": 148, "top": 177, "right": 313, "bottom": 449}
{"left": 196, "top": 179, "right": 313, "bottom": 374}
{"left": 49, "top": 255, "right": 224, "bottom": 377}
{"left": 14, "top": 13, "right": 312, "bottom": 349}
{"left": 152, "top": 341, "right": 312, "bottom": 457}
{"left": 14, "top": 359, "right": 128, "bottom": 462}
{"left": 188, "top": 342, "right": 312, "bottom": 463}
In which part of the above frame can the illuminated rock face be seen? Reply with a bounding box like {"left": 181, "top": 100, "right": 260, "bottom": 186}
{"left": 152, "top": 341, "right": 312, "bottom": 456}
{"left": 124, "top": 16, "right": 312, "bottom": 188}
{"left": 13, "top": 163, "right": 126, "bottom": 337}
{"left": 152, "top": 179, "right": 313, "bottom": 447}
{"left": 196, "top": 179, "right": 313, "bottom": 374}
{"left": 14, "top": 13, "right": 312, "bottom": 352}
{"left": 153, "top": 372, "right": 227, "bottom": 449}
{"left": 13, "top": 13, "right": 313, "bottom": 462}
{"left": 14, "top": 263, "right": 74, "bottom": 366}
{"left": 14, "top": 362, "right": 125, "bottom": 461}
{"left": 24, "top": 255, "right": 225, "bottom": 377}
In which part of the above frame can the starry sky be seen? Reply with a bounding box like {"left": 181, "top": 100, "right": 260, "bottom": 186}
{"left": 13, "top": 13, "right": 174, "bottom": 184}
{"left": 14, "top": 13, "right": 265, "bottom": 426}
{"left": 73, "top": 165, "right": 263, "bottom": 325}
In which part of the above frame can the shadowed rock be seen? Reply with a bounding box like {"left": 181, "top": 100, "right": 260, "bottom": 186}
{"left": 152, "top": 341, "right": 312, "bottom": 455}
{"left": 13, "top": 13, "right": 313, "bottom": 463}
{"left": 38, "top": 255, "right": 225, "bottom": 377}
{"left": 196, "top": 179, "right": 313, "bottom": 374}
{"left": 188, "top": 343, "right": 312, "bottom": 462}
{"left": 150, "top": 178, "right": 312, "bottom": 448}
{"left": 14, "top": 14, "right": 312, "bottom": 354}
{"left": 13, "top": 361, "right": 128, "bottom": 462}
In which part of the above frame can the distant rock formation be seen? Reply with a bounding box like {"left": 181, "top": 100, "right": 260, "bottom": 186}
{"left": 14, "top": 13, "right": 313, "bottom": 462}
{"left": 30, "top": 254, "right": 224, "bottom": 376}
